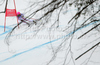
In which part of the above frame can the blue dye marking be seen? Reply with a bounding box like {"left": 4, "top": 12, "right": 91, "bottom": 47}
{"left": 63, "top": 9, "right": 78, "bottom": 14}
{"left": 0, "top": 26, "right": 11, "bottom": 29}
{"left": 0, "top": 25, "right": 12, "bottom": 36}
{"left": 0, "top": 20, "right": 100, "bottom": 63}
{"left": 0, "top": 30, "right": 11, "bottom": 36}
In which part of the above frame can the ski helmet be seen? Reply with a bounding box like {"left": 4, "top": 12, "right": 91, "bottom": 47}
{"left": 17, "top": 12, "right": 21, "bottom": 15}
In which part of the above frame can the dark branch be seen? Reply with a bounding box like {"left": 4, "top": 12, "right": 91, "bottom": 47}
{"left": 75, "top": 42, "right": 100, "bottom": 60}
{"left": 78, "top": 23, "right": 100, "bottom": 39}
{"left": 68, "top": 0, "right": 96, "bottom": 24}
{"left": 81, "top": 9, "right": 100, "bottom": 25}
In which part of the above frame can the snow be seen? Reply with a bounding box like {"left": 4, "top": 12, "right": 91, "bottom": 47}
{"left": 0, "top": 0, "right": 100, "bottom": 65}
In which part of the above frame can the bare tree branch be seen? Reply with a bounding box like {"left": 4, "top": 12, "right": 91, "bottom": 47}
{"left": 78, "top": 23, "right": 100, "bottom": 39}
{"left": 68, "top": 0, "right": 97, "bottom": 24}
{"left": 75, "top": 42, "right": 100, "bottom": 60}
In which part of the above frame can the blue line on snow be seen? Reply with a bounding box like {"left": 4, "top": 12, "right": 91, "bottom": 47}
{"left": 0, "top": 20, "right": 99, "bottom": 63}
{"left": 0, "top": 26, "right": 11, "bottom": 29}
{"left": 0, "top": 30, "right": 11, "bottom": 36}
{"left": 0, "top": 26, "right": 12, "bottom": 36}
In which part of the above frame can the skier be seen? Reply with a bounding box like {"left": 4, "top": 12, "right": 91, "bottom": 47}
{"left": 17, "top": 12, "right": 36, "bottom": 26}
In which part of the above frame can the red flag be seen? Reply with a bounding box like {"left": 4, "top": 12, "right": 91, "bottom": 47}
{"left": 4, "top": 0, "right": 19, "bottom": 32}
{"left": 5, "top": 9, "right": 17, "bottom": 17}
{"left": 4, "top": 9, "right": 19, "bottom": 32}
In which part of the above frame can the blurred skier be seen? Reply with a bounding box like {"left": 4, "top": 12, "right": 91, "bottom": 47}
{"left": 17, "top": 12, "right": 36, "bottom": 26}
